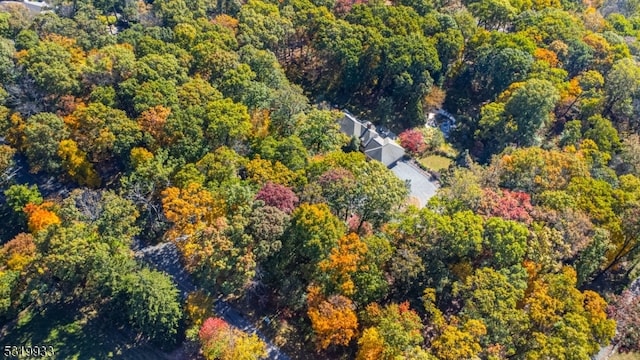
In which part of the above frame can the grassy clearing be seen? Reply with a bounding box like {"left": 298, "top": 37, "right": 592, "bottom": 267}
{"left": 610, "top": 352, "right": 640, "bottom": 360}
{"left": 1, "top": 304, "right": 170, "bottom": 360}
{"left": 419, "top": 154, "right": 453, "bottom": 171}
{"left": 436, "top": 143, "right": 459, "bottom": 158}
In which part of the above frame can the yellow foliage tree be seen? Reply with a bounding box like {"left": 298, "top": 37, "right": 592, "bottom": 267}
{"left": 525, "top": 279, "right": 564, "bottom": 329}
{"left": 531, "top": 0, "right": 561, "bottom": 10}
{"left": 227, "top": 333, "right": 269, "bottom": 360}
{"left": 250, "top": 109, "right": 271, "bottom": 139}
{"left": 129, "top": 147, "right": 154, "bottom": 168}
{"left": 58, "top": 139, "right": 101, "bottom": 187}
{"left": 583, "top": 7, "right": 606, "bottom": 32}
{"left": 523, "top": 267, "right": 616, "bottom": 358}
{"left": 430, "top": 319, "right": 486, "bottom": 360}
{"left": 5, "top": 113, "right": 26, "bottom": 151}
{"left": 161, "top": 183, "right": 226, "bottom": 241}
{"left": 245, "top": 157, "right": 300, "bottom": 187}
{"left": 44, "top": 34, "right": 86, "bottom": 67}
{"left": 199, "top": 317, "right": 267, "bottom": 360}
{"left": 185, "top": 291, "right": 215, "bottom": 328}
{"left": 583, "top": 33, "right": 613, "bottom": 70}
{"left": 356, "top": 328, "right": 385, "bottom": 360}
{"left": 0, "top": 233, "right": 36, "bottom": 272}
{"left": 491, "top": 147, "right": 589, "bottom": 192}
{"left": 422, "top": 288, "right": 445, "bottom": 328}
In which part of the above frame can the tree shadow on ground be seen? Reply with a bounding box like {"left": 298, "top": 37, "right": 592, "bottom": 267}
{"left": 1, "top": 303, "right": 171, "bottom": 360}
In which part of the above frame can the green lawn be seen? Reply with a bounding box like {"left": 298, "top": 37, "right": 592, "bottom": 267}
{"left": 1, "top": 304, "right": 171, "bottom": 360}
{"left": 419, "top": 154, "right": 453, "bottom": 171}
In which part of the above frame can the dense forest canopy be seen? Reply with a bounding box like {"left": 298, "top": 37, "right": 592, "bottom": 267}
{"left": 1, "top": 0, "right": 640, "bottom": 358}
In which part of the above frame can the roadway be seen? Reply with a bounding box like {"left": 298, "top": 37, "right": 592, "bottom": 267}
{"left": 135, "top": 241, "right": 290, "bottom": 360}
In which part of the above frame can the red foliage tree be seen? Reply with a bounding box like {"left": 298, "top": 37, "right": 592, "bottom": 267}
{"left": 478, "top": 188, "right": 534, "bottom": 224}
{"left": 347, "top": 214, "right": 372, "bottom": 236}
{"left": 255, "top": 182, "right": 299, "bottom": 214}
{"left": 398, "top": 129, "right": 427, "bottom": 154}
{"left": 198, "top": 316, "right": 267, "bottom": 360}
{"left": 199, "top": 317, "right": 230, "bottom": 344}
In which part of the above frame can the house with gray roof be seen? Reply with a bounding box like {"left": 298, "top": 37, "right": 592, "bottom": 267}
{"left": 338, "top": 111, "right": 439, "bottom": 207}
{"left": 0, "top": 1, "right": 51, "bottom": 14}
{"left": 363, "top": 136, "right": 406, "bottom": 167}
{"left": 339, "top": 112, "right": 405, "bottom": 167}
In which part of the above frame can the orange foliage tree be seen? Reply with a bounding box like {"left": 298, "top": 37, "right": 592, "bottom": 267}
{"left": 23, "top": 202, "right": 60, "bottom": 233}
{"left": 307, "top": 285, "right": 359, "bottom": 350}
{"left": 318, "top": 233, "right": 368, "bottom": 296}
{"left": 137, "top": 105, "right": 171, "bottom": 149}
{"left": 534, "top": 48, "right": 559, "bottom": 67}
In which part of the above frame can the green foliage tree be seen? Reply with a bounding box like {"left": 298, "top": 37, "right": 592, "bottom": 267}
{"left": 238, "top": 0, "right": 292, "bottom": 54}
{"left": 22, "top": 113, "right": 69, "bottom": 174}
{"left": 121, "top": 268, "right": 182, "bottom": 345}
{"left": 1, "top": 184, "right": 42, "bottom": 240}
{"left": 482, "top": 217, "right": 528, "bottom": 268}
{"left": 204, "top": 98, "right": 251, "bottom": 148}
{"left": 358, "top": 302, "right": 426, "bottom": 359}
{"left": 320, "top": 152, "right": 409, "bottom": 229}
{"left": 453, "top": 266, "right": 528, "bottom": 354}
{"left": 296, "top": 109, "right": 346, "bottom": 154}
{"left": 469, "top": 0, "right": 518, "bottom": 30}
{"left": 19, "top": 35, "right": 84, "bottom": 96}
{"left": 605, "top": 58, "right": 640, "bottom": 128}
{"left": 246, "top": 204, "right": 289, "bottom": 260}
{"left": 269, "top": 203, "right": 345, "bottom": 308}
{"left": 584, "top": 115, "right": 621, "bottom": 153}
{"left": 0, "top": 39, "right": 16, "bottom": 82}
{"left": 474, "top": 47, "right": 533, "bottom": 99}
{"left": 504, "top": 79, "right": 560, "bottom": 146}
{"left": 83, "top": 43, "right": 137, "bottom": 86}
{"left": 4, "top": 184, "right": 42, "bottom": 213}
{"left": 255, "top": 135, "right": 308, "bottom": 171}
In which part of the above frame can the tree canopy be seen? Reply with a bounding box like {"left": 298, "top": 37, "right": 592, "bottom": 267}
{"left": 0, "top": 0, "right": 638, "bottom": 358}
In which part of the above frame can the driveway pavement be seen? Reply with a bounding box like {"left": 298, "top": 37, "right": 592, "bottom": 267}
{"left": 390, "top": 160, "right": 439, "bottom": 207}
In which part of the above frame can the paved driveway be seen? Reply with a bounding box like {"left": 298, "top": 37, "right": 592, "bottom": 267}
{"left": 390, "top": 160, "right": 439, "bottom": 207}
